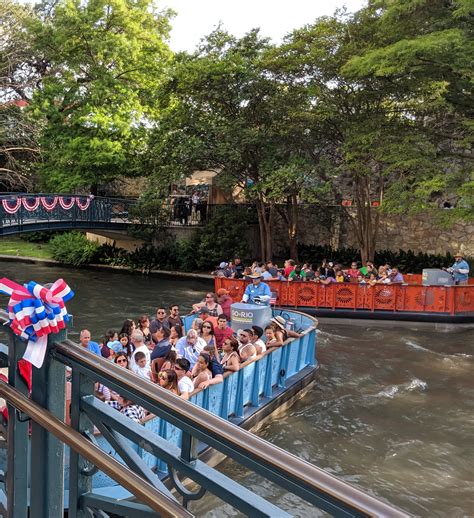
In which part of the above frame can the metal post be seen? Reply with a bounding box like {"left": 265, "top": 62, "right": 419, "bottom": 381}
{"left": 6, "top": 334, "right": 29, "bottom": 518}
{"left": 68, "top": 370, "right": 95, "bottom": 518}
{"left": 30, "top": 330, "right": 67, "bottom": 518}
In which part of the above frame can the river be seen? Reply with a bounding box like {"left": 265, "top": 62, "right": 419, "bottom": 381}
{"left": 0, "top": 260, "right": 472, "bottom": 517}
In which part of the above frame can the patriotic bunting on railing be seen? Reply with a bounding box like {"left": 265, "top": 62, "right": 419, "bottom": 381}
{"left": 0, "top": 277, "right": 74, "bottom": 368}
{"left": 1, "top": 198, "right": 21, "bottom": 214}
{"left": 40, "top": 196, "right": 59, "bottom": 211}
{"left": 75, "top": 196, "right": 91, "bottom": 211}
{"left": 58, "top": 196, "right": 75, "bottom": 210}
{"left": 22, "top": 197, "right": 41, "bottom": 211}
{"left": 0, "top": 195, "right": 93, "bottom": 214}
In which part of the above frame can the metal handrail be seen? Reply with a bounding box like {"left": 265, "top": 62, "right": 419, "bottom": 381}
{"left": 52, "top": 339, "right": 408, "bottom": 517}
{"left": 0, "top": 380, "right": 193, "bottom": 518}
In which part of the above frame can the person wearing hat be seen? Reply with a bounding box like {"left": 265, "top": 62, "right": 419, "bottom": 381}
{"left": 216, "top": 288, "right": 232, "bottom": 320}
{"left": 241, "top": 273, "right": 271, "bottom": 305}
{"left": 446, "top": 252, "right": 470, "bottom": 285}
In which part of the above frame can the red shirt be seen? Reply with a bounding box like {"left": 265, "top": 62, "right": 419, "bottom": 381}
{"left": 219, "top": 294, "right": 233, "bottom": 321}
{"left": 214, "top": 326, "right": 234, "bottom": 350}
{"left": 283, "top": 265, "right": 295, "bottom": 278}
{"left": 347, "top": 268, "right": 360, "bottom": 279}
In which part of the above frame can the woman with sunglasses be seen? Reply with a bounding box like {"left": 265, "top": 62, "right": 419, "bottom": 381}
{"left": 220, "top": 336, "right": 240, "bottom": 372}
{"left": 192, "top": 292, "right": 223, "bottom": 317}
{"left": 107, "top": 353, "right": 130, "bottom": 401}
{"left": 199, "top": 321, "right": 216, "bottom": 347}
{"left": 157, "top": 369, "right": 179, "bottom": 396}
{"left": 192, "top": 353, "right": 213, "bottom": 389}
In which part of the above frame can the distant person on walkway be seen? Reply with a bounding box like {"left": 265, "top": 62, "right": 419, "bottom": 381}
{"left": 241, "top": 273, "right": 271, "bottom": 305}
{"left": 79, "top": 329, "right": 101, "bottom": 356}
{"left": 446, "top": 252, "right": 470, "bottom": 285}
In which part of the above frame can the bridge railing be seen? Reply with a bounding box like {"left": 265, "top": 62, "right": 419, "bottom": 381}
{"left": 0, "top": 311, "right": 407, "bottom": 517}
{"left": 0, "top": 194, "right": 137, "bottom": 235}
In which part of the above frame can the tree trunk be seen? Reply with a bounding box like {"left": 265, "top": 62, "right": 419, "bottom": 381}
{"left": 287, "top": 194, "right": 298, "bottom": 261}
{"left": 346, "top": 175, "right": 380, "bottom": 264}
{"left": 256, "top": 198, "right": 274, "bottom": 261}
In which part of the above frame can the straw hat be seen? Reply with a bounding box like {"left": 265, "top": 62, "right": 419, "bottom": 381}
{"left": 248, "top": 273, "right": 263, "bottom": 279}
{"left": 454, "top": 251, "right": 463, "bottom": 258}
{"left": 271, "top": 316, "right": 286, "bottom": 329}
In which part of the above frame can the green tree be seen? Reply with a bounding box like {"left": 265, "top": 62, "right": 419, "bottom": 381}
{"left": 343, "top": 0, "right": 473, "bottom": 221}
{"left": 0, "top": 0, "right": 41, "bottom": 189}
{"left": 29, "top": 0, "right": 173, "bottom": 193}
{"left": 148, "top": 29, "right": 315, "bottom": 261}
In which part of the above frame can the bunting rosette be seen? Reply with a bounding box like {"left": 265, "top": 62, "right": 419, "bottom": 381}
{"left": 0, "top": 278, "right": 74, "bottom": 368}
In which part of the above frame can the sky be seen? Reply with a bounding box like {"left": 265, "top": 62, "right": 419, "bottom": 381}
{"left": 162, "top": 0, "right": 366, "bottom": 52}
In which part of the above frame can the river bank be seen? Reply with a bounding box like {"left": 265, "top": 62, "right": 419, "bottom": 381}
{"left": 0, "top": 253, "right": 213, "bottom": 281}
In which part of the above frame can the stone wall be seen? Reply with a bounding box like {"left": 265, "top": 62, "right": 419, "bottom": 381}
{"left": 272, "top": 208, "right": 474, "bottom": 258}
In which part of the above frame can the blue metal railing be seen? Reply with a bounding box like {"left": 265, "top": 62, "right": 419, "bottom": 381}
{"left": 0, "top": 310, "right": 408, "bottom": 517}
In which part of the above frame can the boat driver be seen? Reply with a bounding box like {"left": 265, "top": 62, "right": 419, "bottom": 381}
{"left": 241, "top": 273, "right": 271, "bottom": 305}
{"left": 446, "top": 252, "right": 470, "bottom": 285}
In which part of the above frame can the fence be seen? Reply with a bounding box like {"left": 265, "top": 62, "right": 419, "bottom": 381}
{"left": 0, "top": 309, "right": 408, "bottom": 517}
{"left": 215, "top": 278, "right": 474, "bottom": 316}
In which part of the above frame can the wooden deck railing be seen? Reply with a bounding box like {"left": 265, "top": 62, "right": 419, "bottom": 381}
{"left": 215, "top": 278, "right": 474, "bottom": 315}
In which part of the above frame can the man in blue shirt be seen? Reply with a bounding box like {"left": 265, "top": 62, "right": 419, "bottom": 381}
{"left": 79, "top": 329, "right": 102, "bottom": 356}
{"left": 241, "top": 273, "right": 271, "bottom": 305}
{"left": 448, "top": 252, "right": 470, "bottom": 285}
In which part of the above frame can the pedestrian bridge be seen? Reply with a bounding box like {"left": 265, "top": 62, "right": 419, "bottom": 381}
{"left": 0, "top": 194, "right": 136, "bottom": 236}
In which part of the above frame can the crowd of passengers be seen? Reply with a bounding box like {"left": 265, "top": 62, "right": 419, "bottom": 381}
{"left": 79, "top": 299, "right": 301, "bottom": 423}
{"left": 214, "top": 257, "right": 405, "bottom": 285}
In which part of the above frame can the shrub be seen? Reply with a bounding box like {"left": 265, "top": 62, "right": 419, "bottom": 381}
{"left": 49, "top": 231, "right": 100, "bottom": 266}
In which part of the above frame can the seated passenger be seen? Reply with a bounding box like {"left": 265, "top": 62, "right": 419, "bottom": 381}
{"left": 240, "top": 344, "right": 257, "bottom": 362}
{"left": 303, "top": 264, "right": 316, "bottom": 281}
{"left": 217, "top": 288, "right": 233, "bottom": 321}
{"left": 198, "top": 307, "right": 219, "bottom": 328}
{"left": 288, "top": 265, "right": 306, "bottom": 281}
{"left": 237, "top": 329, "right": 252, "bottom": 352}
{"left": 192, "top": 353, "right": 213, "bottom": 389}
{"left": 160, "top": 348, "right": 177, "bottom": 372}
{"left": 191, "top": 317, "right": 203, "bottom": 332}
{"left": 334, "top": 267, "right": 347, "bottom": 283}
{"left": 107, "top": 396, "right": 145, "bottom": 423}
{"left": 251, "top": 325, "right": 266, "bottom": 355}
{"left": 283, "top": 259, "right": 295, "bottom": 278}
{"left": 271, "top": 316, "right": 302, "bottom": 339}
{"left": 157, "top": 369, "right": 180, "bottom": 396}
{"left": 265, "top": 325, "right": 284, "bottom": 348}
{"left": 214, "top": 314, "right": 234, "bottom": 350}
{"left": 150, "top": 326, "right": 171, "bottom": 360}
{"left": 202, "top": 344, "right": 225, "bottom": 383}
{"left": 169, "top": 325, "right": 180, "bottom": 347}
{"left": 346, "top": 262, "right": 360, "bottom": 280}
{"left": 266, "top": 261, "right": 279, "bottom": 278}
{"left": 220, "top": 337, "right": 240, "bottom": 372}
{"left": 199, "top": 320, "right": 217, "bottom": 350}
{"left": 192, "top": 292, "right": 223, "bottom": 317}
{"left": 175, "top": 329, "right": 206, "bottom": 369}
{"left": 131, "top": 350, "right": 151, "bottom": 381}
{"left": 174, "top": 358, "right": 194, "bottom": 397}
{"left": 260, "top": 264, "right": 274, "bottom": 281}
{"left": 388, "top": 267, "right": 404, "bottom": 284}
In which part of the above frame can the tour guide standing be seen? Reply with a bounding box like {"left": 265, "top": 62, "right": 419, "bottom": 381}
{"left": 447, "top": 252, "right": 470, "bottom": 285}
{"left": 241, "top": 273, "right": 271, "bottom": 305}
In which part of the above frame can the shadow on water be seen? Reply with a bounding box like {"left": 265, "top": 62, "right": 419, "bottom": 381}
{"left": 1, "top": 261, "right": 473, "bottom": 517}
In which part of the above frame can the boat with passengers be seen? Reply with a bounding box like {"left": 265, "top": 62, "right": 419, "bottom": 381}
{"left": 0, "top": 296, "right": 319, "bottom": 503}
{"left": 215, "top": 273, "right": 474, "bottom": 324}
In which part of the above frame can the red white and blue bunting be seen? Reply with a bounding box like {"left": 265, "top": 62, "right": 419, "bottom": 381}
{"left": 0, "top": 277, "right": 74, "bottom": 368}
{"left": 0, "top": 196, "right": 93, "bottom": 214}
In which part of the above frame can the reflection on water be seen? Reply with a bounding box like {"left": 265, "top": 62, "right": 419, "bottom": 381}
{"left": 1, "top": 260, "right": 473, "bottom": 517}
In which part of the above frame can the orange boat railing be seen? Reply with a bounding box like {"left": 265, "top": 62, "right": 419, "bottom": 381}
{"left": 214, "top": 278, "right": 474, "bottom": 315}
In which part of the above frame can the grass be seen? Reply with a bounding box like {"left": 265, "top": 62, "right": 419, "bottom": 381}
{"left": 0, "top": 237, "right": 54, "bottom": 260}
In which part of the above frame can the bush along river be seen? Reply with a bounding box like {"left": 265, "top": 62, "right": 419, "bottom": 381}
{"left": 0, "top": 260, "right": 472, "bottom": 517}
